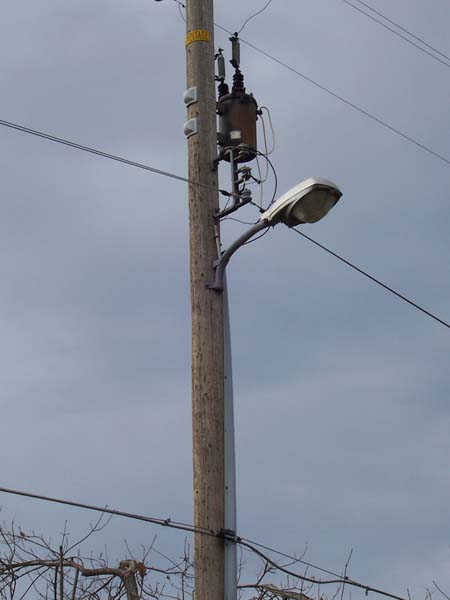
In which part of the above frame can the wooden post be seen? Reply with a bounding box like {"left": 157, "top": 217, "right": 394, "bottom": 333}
{"left": 119, "top": 560, "right": 140, "bottom": 600}
{"left": 185, "top": 1, "right": 225, "bottom": 600}
{"left": 122, "top": 574, "right": 139, "bottom": 600}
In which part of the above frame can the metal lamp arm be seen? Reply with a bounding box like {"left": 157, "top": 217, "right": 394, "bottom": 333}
{"left": 207, "top": 219, "right": 270, "bottom": 291}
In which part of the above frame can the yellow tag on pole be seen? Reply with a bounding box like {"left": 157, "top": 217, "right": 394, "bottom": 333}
{"left": 185, "top": 29, "right": 211, "bottom": 47}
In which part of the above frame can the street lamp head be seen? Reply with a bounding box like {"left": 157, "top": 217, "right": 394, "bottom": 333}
{"left": 260, "top": 177, "right": 342, "bottom": 226}
{"left": 208, "top": 177, "right": 342, "bottom": 291}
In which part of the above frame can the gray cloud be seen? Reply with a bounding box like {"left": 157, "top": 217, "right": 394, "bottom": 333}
{"left": 0, "top": 0, "right": 449, "bottom": 598}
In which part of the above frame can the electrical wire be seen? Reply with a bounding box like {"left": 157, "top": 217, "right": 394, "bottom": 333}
{"left": 256, "top": 151, "right": 278, "bottom": 208}
{"left": 213, "top": 23, "right": 450, "bottom": 169}
{"left": 222, "top": 216, "right": 259, "bottom": 225}
{"left": 0, "top": 485, "right": 408, "bottom": 600}
{"left": 0, "top": 482, "right": 355, "bottom": 588}
{"left": 255, "top": 118, "right": 270, "bottom": 208}
{"left": 0, "top": 485, "right": 206, "bottom": 536}
{"left": 171, "top": 0, "right": 186, "bottom": 22}
{"left": 169, "top": 4, "right": 449, "bottom": 331}
{"left": 0, "top": 13, "right": 443, "bottom": 589}
{"left": 2, "top": 11, "right": 447, "bottom": 332}
{"left": 0, "top": 118, "right": 233, "bottom": 198}
{"left": 255, "top": 153, "right": 269, "bottom": 184}
{"left": 242, "top": 225, "right": 271, "bottom": 245}
{"left": 9, "top": 2, "right": 447, "bottom": 203}
{"left": 2, "top": 97, "right": 447, "bottom": 332}
{"left": 348, "top": 0, "right": 450, "bottom": 63}
{"left": 258, "top": 119, "right": 269, "bottom": 210}
{"left": 236, "top": 0, "right": 274, "bottom": 35}
{"left": 171, "top": 0, "right": 450, "bottom": 169}
{"left": 348, "top": 0, "right": 450, "bottom": 61}
{"left": 237, "top": 539, "right": 406, "bottom": 600}
{"left": 342, "top": 0, "right": 450, "bottom": 70}
{"left": 291, "top": 228, "right": 450, "bottom": 330}
{"left": 259, "top": 114, "right": 271, "bottom": 159}
{"left": 254, "top": 155, "right": 266, "bottom": 208}
{"left": 216, "top": 147, "right": 275, "bottom": 212}
{"left": 177, "top": 2, "right": 186, "bottom": 23}
{"left": 260, "top": 106, "right": 276, "bottom": 155}
{"left": 189, "top": 0, "right": 450, "bottom": 169}
{"left": 240, "top": 537, "right": 342, "bottom": 579}
{"left": 253, "top": 105, "right": 277, "bottom": 209}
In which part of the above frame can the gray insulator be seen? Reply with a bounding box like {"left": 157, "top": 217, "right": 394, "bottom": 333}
{"left": 217, "top": 54, "right": 226, "bottom": 80}
{"left": 231, "top": 37, "right": 240, "bottom": 68}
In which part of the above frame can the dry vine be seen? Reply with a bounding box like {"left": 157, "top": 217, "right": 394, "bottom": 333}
{"left": 0, "top": 516, "right": 353, "bottom": 600}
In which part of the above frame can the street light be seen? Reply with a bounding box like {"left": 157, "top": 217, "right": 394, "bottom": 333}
{"left": 209, "top": 177, "right": 342, "bottom": 291}
{"left": 217, "top": 176, "right": 342, "bottom": 600}
{"left": 261, "top": 177, "right": 342, "bottom": 226}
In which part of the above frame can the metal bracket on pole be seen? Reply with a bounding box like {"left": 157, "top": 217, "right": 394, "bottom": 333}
{"left": 207, "top": 220, "right": 270, "bottom": 292}
{"left": 223, "top": 276, "right": 237, "bottom": 600}
{"left": 184, "top": 118, "right": 198, "bottom": 138}
{"left": 215, "top": 190, "right": 252, "bottom": 219}
{"left": 183, "top": 86, "right": 198, "bottom": 107}
{"left": 215, "top": 149, "right": 253, "bottom": 218}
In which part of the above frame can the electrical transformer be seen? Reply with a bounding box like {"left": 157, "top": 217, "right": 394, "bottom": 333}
{"left": 216, "top": 39, "right": 258, "bottom": 163}
{"left": 217, "top": 87, "right": 258, "bottom": 163}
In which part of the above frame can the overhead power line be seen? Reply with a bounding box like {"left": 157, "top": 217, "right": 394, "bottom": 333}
{"left": 236, "top": 0, "right": 274, "bottom": 35}
{"left": 0, "top": 485, "right": 201, "bottom": 535}
{"left": 237, "top": 539, "right": 405, "bottom": 600}
{"left": 1, "top": 115, "right": 448, "bottom": 330}
{"left": 213, "top": 23, "right": 450, "bottom": 169}
{"left": 342, "top": 0, "right": 450, "bottom": 70}
{"left": 0, "top": 485, "right": 407, "bottom": 600}
{"left": 292, "top": 228, "right": 450, "bottom": 330}
{"left": 344, "top": 0, "right": 450, "bottom": 64}
{"left": 0, "top": 118, "right": 231, "bottom": 198}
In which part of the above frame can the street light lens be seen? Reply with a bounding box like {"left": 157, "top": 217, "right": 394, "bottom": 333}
{"left": 288, "top": 187, "right": 339, "bottom": 224}
{"left": 259, "top": 177, "right": 342, "bottom": 227}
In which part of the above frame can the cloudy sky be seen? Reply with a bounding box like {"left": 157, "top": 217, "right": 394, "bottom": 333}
{"left": 0, "top": 0, "right": 449, "bottom": 598}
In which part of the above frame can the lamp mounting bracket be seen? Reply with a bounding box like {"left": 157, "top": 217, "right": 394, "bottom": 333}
{"left": 215, "top": 190, "right": 252, "bottom": 219}
{"left": 207, "top": 220, "right": 270, "bottom": 292}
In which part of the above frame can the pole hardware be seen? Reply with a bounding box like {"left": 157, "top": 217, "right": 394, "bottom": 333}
{"left": 215, "top": 49, "right": 230, "bottom": 99}
{"left": 216, "top": 35, "right": 259, "bottom": 163}
{"left": 207, "top": 220, "right": 270, "bottom": 292}
{"left": 214, "top": 147, "right": 256, "bottom": 219}
{"left": 229, "top": 34, "right": 240, "bottom": 70}
{"left": 184, "top": 87, "right": 198, "bottom": 107}
{"left": 214, "top": 528, "right": 239, "bottom": 542}
{"left": 215, "top": 189, "right": 252, "bottom": 219}
{"left": 184, "top": 118, "right": 198, "bottom": 138}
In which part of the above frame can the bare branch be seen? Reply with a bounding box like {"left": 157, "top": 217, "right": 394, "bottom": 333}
{"left": 434, "top": 582, "right": 450, "bottom": 600}
{"left": 239, "top": 583, "right": 314, "bottom": 600}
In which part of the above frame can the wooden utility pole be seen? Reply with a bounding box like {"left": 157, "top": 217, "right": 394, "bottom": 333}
{"left": 119, "top": 561, "right": 140, "bottom": 600}
{"left": 185, "top": 2, "right": 225, "bottom": 600}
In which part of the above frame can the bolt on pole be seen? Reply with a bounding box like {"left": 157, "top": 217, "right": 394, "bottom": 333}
{"left": 185, "top": 2, "right": 225, "bottom": 600}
